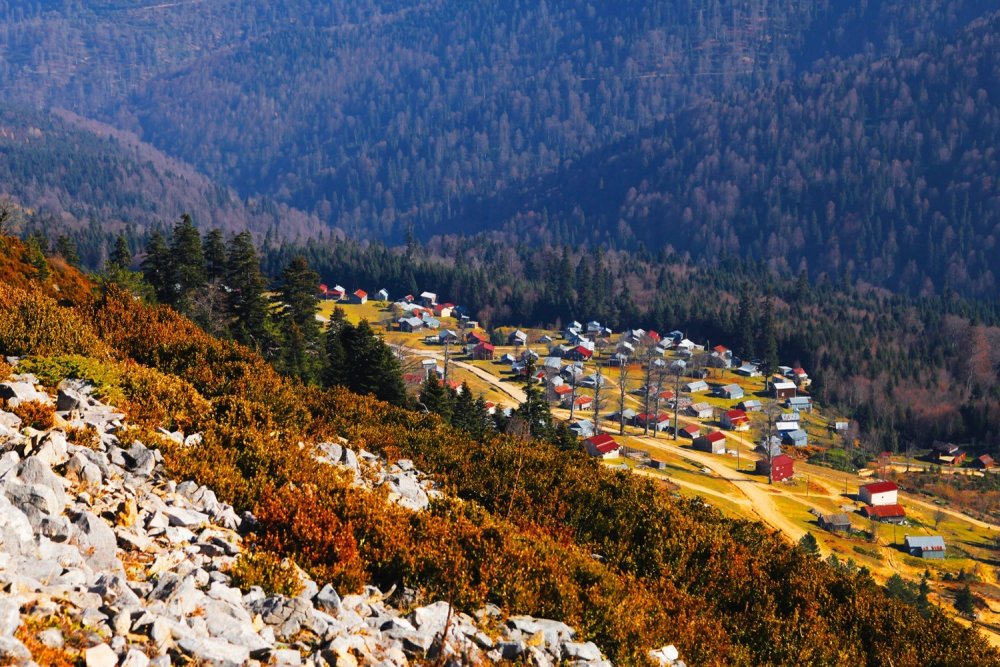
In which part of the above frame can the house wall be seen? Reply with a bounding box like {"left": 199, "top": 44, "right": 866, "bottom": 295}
{"left": 861, "top": 489, "right": 898, "bottom": 506}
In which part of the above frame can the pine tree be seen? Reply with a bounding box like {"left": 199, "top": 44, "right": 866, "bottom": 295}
{"left": 759, "top": 296, "right": 780, "bottom": 379}
{"left": 514, "top": 357, "right": 552, "bottom": 440}
{"left": 736, "top": 285, "right": 756, "bottom": 359}
{"left": 170, "top": 214, "right": 207, "bottom": 304}
{"left": 798, "top": 532, "right": 820, "bottom": 558}
{"left": 419, "top": 375, "right": 454, "bottom": 422}
{"left": 108, "top": 233, "right": 132, "bottom": 270}
{"left": 204, "top": 229, "right": 227, "bottom": 281}
{"left": 226, "top": 232, "right": 269, "bottom": 349}
{"left": 22, "top": 235, "right": 50, "bottom": 282}
{"left": 278, "top": 255, "right": 322, "bottom": 382}
{"left": 142, "top": 231, "right": 173, "bottom": 302}
{"left": 336, "top": 320, "right": 408, "bottom": 406}
{"left": 55, "top": 235, "right": 79, "bottom": 267}
{"left": 954, "top": 583, "right": 977, "bottom": 618}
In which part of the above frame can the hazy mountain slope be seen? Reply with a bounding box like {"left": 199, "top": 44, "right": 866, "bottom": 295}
{"left": 446, "top": 10, "right": 1000, "bottom": 297}
{"left": 0, "top": 105, "right": 321, "bottom": 257}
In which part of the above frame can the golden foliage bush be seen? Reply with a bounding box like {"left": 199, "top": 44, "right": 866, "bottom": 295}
{"left": 227, "top": 550, "right": 304, "bottom": 598}
{"left": 6, "top": 399, "right": 55, "bottom": 430}
{"left": 0, "top": 285, "right": 108, "bottom": 359}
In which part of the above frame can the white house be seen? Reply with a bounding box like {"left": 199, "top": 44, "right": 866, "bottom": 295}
{"left": 859, "top": 481, "right": 899, "bottom": 506}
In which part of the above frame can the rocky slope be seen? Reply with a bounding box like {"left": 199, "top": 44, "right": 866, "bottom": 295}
{"left": 0, "top": 370, "right": 685, "bottom": 667}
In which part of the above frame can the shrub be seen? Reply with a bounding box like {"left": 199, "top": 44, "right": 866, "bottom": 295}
{"left": 227, "top": 549, "right": 304, "bottom": 597}
{"left": 0, "top": 285, "right": 108, "bottom": 359}
{"left": 7, "top": 399, "right": 55, "bottom": 430}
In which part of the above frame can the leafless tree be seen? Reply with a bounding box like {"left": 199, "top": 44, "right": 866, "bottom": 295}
{"left": 616, "top": 355, "right": 632, "bottom": 435}
{"left": 0, "top": 197, "right": 23, "bottom": 237}
{"left": 762, "top": 401, "right": 782, "bottom": 484}
{"left": 933, "top": 509, "right": 947, "bottom": 530}
{"left": 592, "top": 364, "right": 606, "bottom": 435}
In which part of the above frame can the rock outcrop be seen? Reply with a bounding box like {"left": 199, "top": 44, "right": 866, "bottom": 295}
{"left": 0, "top": 374, "right": 686, "bottom": 667}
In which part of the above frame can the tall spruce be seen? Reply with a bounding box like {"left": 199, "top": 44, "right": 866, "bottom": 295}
{"left": 142, "top": 231, "right": 173, "bottom": 303}
{"left": 108, "top": 233, "right": 132, "bottom": 270}
{"left": 204, "top": 229, "right": 227, "bottom": 281}
{"left": 226, "top": 232, "right": 269, "bottom": 350}
{"left": 169, "top": 214, "right": 207, "bottom": 305}
{"left": 278, "top": 255, "right": 322, "bottom": 382}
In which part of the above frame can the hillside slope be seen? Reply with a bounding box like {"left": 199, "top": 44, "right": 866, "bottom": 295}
{"left": 0, "top": 236, "right": 997, "bottom": 665}
{"left": 0, "top": 105, "right": 321, "bottom": 263}
{"left": 445, "top": 10, "right": 1000, "bottom": 298}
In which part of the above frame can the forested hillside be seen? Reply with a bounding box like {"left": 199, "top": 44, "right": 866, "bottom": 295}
{"left": 447, "top": 10, "right": 1000, "bottom": 297}
{"left": 1, "top": 234, "right": 997, "bottom": 666}
{"left": 0, "top": 105, "right": 320, "bottom": 266}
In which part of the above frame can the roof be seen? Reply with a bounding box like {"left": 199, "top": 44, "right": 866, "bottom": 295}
{"left": 420, "top": 291, "right": 436, "bottom": 298}
{"left": 353, "top": 289, "right": 367, "bottom": 298}
{"left": 787, "top": 396, "right": 812, "bottom": 405}
{"left": 725, "top": 409, "right": 747, "bottom": 420}
{"left": 721, "top": 384, "right": 742, "bottom": 393}
{"left": 712, "top": 345, "right": 728, "bottom": 353}
{"left": 704, "top": 431, "right": 726, "bottom": 443}
{"left": 822, "top": 513, "right": 851, "bottom": 526}
{"left": 573, "top": 345, "right": 593, "bottom": 357}
{"left": 793, "top": 367, "right": 807, "bottom": 375}
{"left": 860, "top": 481, "right": 899, "bottom": 494}
{"left": 905, "top": 535, "right": 945, "bottom": 550}
{"left": 863, "top": 504, "right": 906, "bottom": 519}
{"left": 773, "top": 381, "right": 796, "bottom": 390}
{"left": 771, "top": 454, "right": 794, "bottom": 467}
{"left": 553, "top": 385, "right": 573, "bottom": 396}
{"left": 585, "top": 434, "right": 620, "bottom": 455}
{"left": 574, "top": 396, "right": 593, "bottom": 406}
{"left": 474, "top": 342, "right": 495, "bottom": 352}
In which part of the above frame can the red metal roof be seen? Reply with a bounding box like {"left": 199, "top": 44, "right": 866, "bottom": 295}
{"left": 705, "top": 431, "right": 726, "bottom": 443}
{"left": 725, "top": 409, "right": 747, "bottom": 419}
{"left": 863, "top": 504, "right": 906, "bottom": 518}
{"left": 771, "top": 454, "right": 794, "bottom": 467}
{"left": 861, "top": 481, "right": 899, "bottom": 494}
{"left": 554, "top": 385, "right": 573, "bottom": 395}
{"left": 585, "top": 433, "right": 620, "bottom": 454}
{"left": 475, "top": 342, "right": 495, "bottom": 352}
{"left": 573, "top": 345, "right": 593, "bottom": 357}
{"left": 353, "top": 289, "right": 367, "bottom": 298}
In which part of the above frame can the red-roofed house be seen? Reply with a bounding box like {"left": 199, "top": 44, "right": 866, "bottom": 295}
{"left": 974, "top": 454, "right": 996, "bottom": 470}
{"left": 859, "top": 481, "right": 899, "bottom": 506}
{"left": 565, "top": 346, "right": 594, "bottom": 361}
{"left": 473, "top": 342, "right": 496, "bottom": 361}
{"left": 861, "top": 504, "right": 906, "bottom": 524}
{"left": 573, "top": 395, "right": 594, "bottom": 410}
{"left": 658, "top": 390, "right": 675, "bottom": 402}
{"left": 756, "top": 454, "right": 794, "bottom": 482}
{"left": 433, "top": 304, "right": 453, "bottom": 318}
{"left": 636, "top": 413, "right": 671, "bottom": 431}
{"left": 585, "top": 434, "right": 621, "bottom": 459}
{"left": 693, "top": 430, "right": 726, "bottom": 454}
{"left": 350, "top": 289, "right": 368, "bottom": 305}
{"left": 466, "top": 331, "right": 488, "bottom": 345}
{"left": 721, "top": 409, "right": 749, "bottom": 431}
{"left": 679, "top": 424, "right": 702, "bottom": 439}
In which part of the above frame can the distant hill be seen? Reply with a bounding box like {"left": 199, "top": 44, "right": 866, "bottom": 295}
{"left": 0, "top": 105, "right": 322, "bottom": 264}
{"left": 443, "top": 10, "right": 1000, "bottom": 298}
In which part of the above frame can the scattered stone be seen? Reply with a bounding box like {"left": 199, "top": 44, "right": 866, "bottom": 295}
{"left": 85, "top": 642, "right": 118, "bottom": 667}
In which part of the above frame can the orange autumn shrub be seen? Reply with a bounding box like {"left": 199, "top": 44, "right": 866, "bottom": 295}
{"left": 6, "top": 399, "right": 55, "bottom": 430}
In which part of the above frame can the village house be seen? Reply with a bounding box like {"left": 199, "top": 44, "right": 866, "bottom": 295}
{"left": 326, "top": 284, "right": 346, "bottom": 301}
{"left": 585, "top": 434, "right": 621, "bottom": 459}
{"left": 375, "top": 288, "right": 390, "bottom": 301}
{"left": 508, "top": 329, "right": 528, "bottom": 346}
{"left": 438, "top": 329, "right": 459, "bottom": 344}
{"left": 716, "top": 383, "right": 745, "bottom": 400}
{"left": 612, "top": 408, "right": 638, "bottom": 425}
{"left": 565, "top": 345, "right": 594, "bottom": 362}
{"left": 861, "top": 504, "right": 906, "bottom": 524}
{"left": 756, "top": 454, "right": 794, "bottom": 481}
{"left": 931, "top": 441, "right": 967, "bottom": 466}
{"left": 693, "top": 431, "right": 727, "bottom": 454}
{"left": 553, "top": 385, "right": 574, "bottom": 403}
{"left": 398, "top": 317, "right": 424, "bottom": 333}
{"left": 790, "top": 367, "right": 811, "bottom": 387}
{"left": 786, "top": 396, "right": 813, "bottom": 413}
{"left": 578, "top": 373, "right": 606, "bottom": 389}
{"left": 635, "top": 413, "right": 671, "bottom": 431}
{"left": 433, "top": 304, "right": 453, "bottom": 318}
{"left": 819, "top": 513, "right": 852, "bottom": 534}
{"left": 472, "top": 342, "right": 495, "bottom": 360}
{"left": 684, "top": 380, "right": 709, "bottom": 394}
{"left": 538, "top": 334, "right": 553, "bottom": 344}
{"left": 739, "top": 399, "right": 763, "bottom": 412}
{"left": 419, "top": 291, "right": 437, "bottom": 306}
{"left": 688, "top": 402, "right": 713, "bottom": 420}
{"left": 974, "top": 454, "right": 996, "bottom": 469}
{"left": 679, "top": 424, "right": 701, "bottom": 439}
{"left": 569, "top": 419, "right": 595, "bottom": 438}
{"left": 722, "top": 409, "right": 749, "bottom": 431}
{"left": 783, "top": 429, "right": 808, "bottom": 447}
{"left": 735, "top": 363, "right": 761, "bottom": 377}
{"left": 904, "top": 535, "right": 946, "bottom": 559}
{"left": 421, "top": 317, "right": 440, "bottom": 330}
{"left": 858, "top": 481, "right": 899, "bottom": 506}
{"left": 466, "top": 330, "right": 489, "bottom": 345}
{"left": 350, "top": 289, "right": 368, "bottom": 305}
{"left": 572, "top": 395, "right": 594, "bottom": 411}
{"left": 772, "top": 380, "right": 797, "bottom": 400}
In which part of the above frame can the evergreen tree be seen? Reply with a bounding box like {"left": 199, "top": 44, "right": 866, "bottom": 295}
{"left": 514, "top": 357, "right": 553, "bottom": 440}
{"left": 798, "top": 532, "right": 820, "bottom": 558}
{"left": 759, "top": 296, "right": 780, "bottom": 378}
{"left": 278, "top": 255, "right": 322, "bottom": 382}
{"left": 226, "top": 232, "right": 270, "bottom": 349}
{"left": 954, "top": 583, "right": 977, "bottom": 618}
{"left": 452, "top": 382, "right": 478, "bottom": 433}
{"left": 141, "top": 231, "right": 172, "bottom": 303}
{"left": 108, "top": 233, "right": 132, "bottom": 270}
{"left": 169, "top": 214, "right": 207, "bottom": 305}
{"left": 22, "top": 235, "right": 50, "bottom": 282}
{"left": 736, "top": 285, "right": 756, "bottom": 359}
{"left": 204, "top": 228, "right": 227, "bottom": 281}
{"left": 335, "top": 320, "right": 408, "bottom": 406}
{"left": 419, "top": 375, "right": 454, "bottom": 422}
{"left": 55, "top": 235, "right": 79, "bottom": 266}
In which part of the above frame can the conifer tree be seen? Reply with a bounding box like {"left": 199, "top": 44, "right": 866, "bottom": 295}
{"left": 226, "top": 231, "right": 269, "bottom": 349}
{"left": 278, "top": 255, "right": 322, "bottom": 381}
{"left": 204, "top": 228, "right": 227, "bottom": 281}
{"left": 419, "top": 375, "right": 454, "bottom": 422}
{"left": 142, "top": 231, "right": 173, "bottom": 303}
{"left": 55, "top": 235, "right": 79, "bottom": 267}
{"left": 108, "top": 233, "right": 132, "bottom": 270}
{"left": 170, "top": 214, "right": 207, "bottom": 304}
